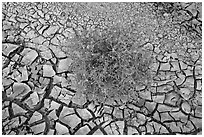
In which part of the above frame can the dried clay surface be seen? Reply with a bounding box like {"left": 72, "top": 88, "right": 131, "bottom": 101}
{"left": 2, "top": 2, "right": 202, "bottom": 135}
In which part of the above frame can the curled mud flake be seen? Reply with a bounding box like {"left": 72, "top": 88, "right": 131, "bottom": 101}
{"left": 12, "top": 103, "right": 27, "bottom": 115}
{"left": 43, "top": 65, "right": 56, "bottom": 77}
{"left": 55, "top": 122, "right": 70, "bottom": 135}
{"left": 11, "top": 83, "right": 31, "bottom": 99}
{"left": 30, "top": 122, "right": 46, "bottom": 134}
{"left": 21, "top": 50, "right": 38, "bottom": 65}
{"left": 57, "top": 58, "right": 73, "bottom": 73}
